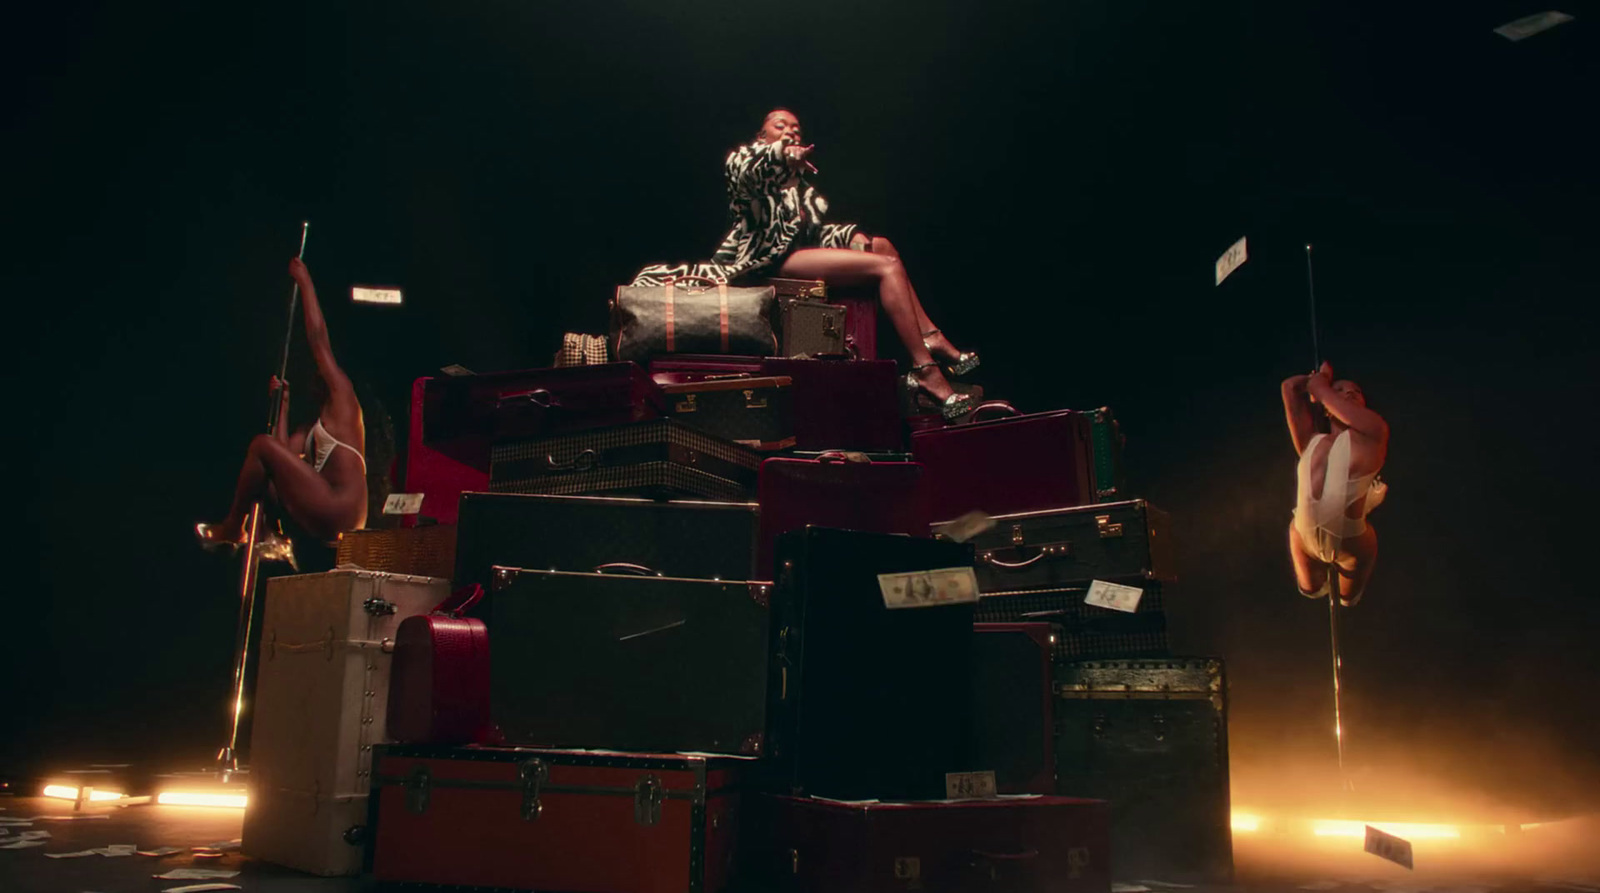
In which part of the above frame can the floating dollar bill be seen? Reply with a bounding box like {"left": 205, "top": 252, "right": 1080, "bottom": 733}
{"left": 382, "top": 492, "right": 425, "bottom": 515}
{"left": 440, "top": 364, "right": 475, "bottom": 376}
{"left": 162, "top": 885, "right": 243, "bottom": 893}
{"left": 1364, "top": 825, "right": 1414, "bottom": 870}
{"left": 44, "top": 850, "right": 99, "bottom": 858}
{"left": 878, "top": 567, "right": 979, "bottom": 610}
{"left": 1494, "top": 11, "right": 1574, "bottom": 40}
{"left": 932, "top": 510, "right": 997, "bottom": 544}
{"left": 944, "top": 771, "right": 997, "bottom": 800}
{"left": 1214, "top": 236, "right": 1248, "bottom": 286}
{"left": 350, "top": 286, "right": 403, "bottom": 305}
{"left": 1085, "top": 579, "right": 1143, "bottom": 613}
{"left": 137, "top": 847, "right": 187, "bottom": 857}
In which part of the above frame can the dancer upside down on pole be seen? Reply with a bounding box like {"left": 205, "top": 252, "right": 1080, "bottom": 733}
{"left": 1282, "top": 361, "right": 1389, "bottom": 606}
{"left": 633, "top": 108, "right": 981, "bottom": 419}
{"left": 196, "top": 258, "right": 369, "bottom": 549}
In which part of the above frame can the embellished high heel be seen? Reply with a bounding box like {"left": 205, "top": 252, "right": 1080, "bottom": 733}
{"left": 195, "top": 522, "right": 245, "bottom": 555}
{"left": 922, "top": 328, "right": 980, "bottom": 378}
{"left": 906, "top": 363, "right": 977, "bottom": 421}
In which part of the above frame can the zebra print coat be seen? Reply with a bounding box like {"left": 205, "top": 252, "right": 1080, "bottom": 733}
{"left": 630, "top": 137, "right": 860, "bottom": 287}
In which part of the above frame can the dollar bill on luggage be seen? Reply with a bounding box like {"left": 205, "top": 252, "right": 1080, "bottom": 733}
{"left": 1214, "top": 235, "right": 1248, "bottom": 286}
{"left": 878, "top": 567, "right": 979, "bottom": 610}
{"left": 944, "top": 770, "right": 997, "bottom": 800}
{"left": 383, "top": 492, "right": 426, "bottom": 515}
{"left": 1494, "top": 11, "right": 1573, "bottom": 40}
{"left": 931, "top": 510, "right": 996, "bottom": 544}
{"left": 1085, "top": 579, "right": 1144, "bottom": 613}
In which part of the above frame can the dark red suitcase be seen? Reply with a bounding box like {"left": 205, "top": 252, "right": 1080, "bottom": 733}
{"left": 368, "top": 745, "right": 749, "bottom": 893}
{"left": 648, "top": 354, "right": 765, "bottom": 385}
{"left": 972, "top": 623, "right": 1057, "bottom": 795}
{"left": 911, "top": 402, "right": 1095, "bottom": 522}
{"left": 755, "top": 453, "right": 930, "bottom": 578}
{"left": 386, "top": 585, "right": 490, "bottom": 745}
{"left": 759, "top": 358, "right": 903, "bottom": 452}
{"left": 749, "top": 794, "right": 1110, "bottom": 893}
{"left": 402, "top": 377, "right": 489, "bottom": 526}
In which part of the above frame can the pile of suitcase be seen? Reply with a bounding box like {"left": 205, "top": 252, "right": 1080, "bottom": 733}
{"left": 241, "top": 281, "right": 1233, "bottom": 892}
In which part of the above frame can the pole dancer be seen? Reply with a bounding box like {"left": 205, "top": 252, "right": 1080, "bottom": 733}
{"left": 1280, "top": 243, "right": 1389, "bottom": 791}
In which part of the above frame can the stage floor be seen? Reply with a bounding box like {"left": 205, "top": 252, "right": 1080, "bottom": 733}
{"left": 2, "top": 795, "right": 1597, "bottom": 893}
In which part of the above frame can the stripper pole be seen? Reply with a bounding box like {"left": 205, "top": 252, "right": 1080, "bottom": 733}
{"left": 1307, "top": 242, "right": 1351, "bottom": 792}
{"left": 218, "top": 221, "right": 310, "bottom": 780}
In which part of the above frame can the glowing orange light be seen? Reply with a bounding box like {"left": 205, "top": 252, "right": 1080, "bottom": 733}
{"left": 156, "top": 791, "right": 248, "bottom": 808}
{"left": 1231, "top": 813, "right": 1262, "bottom": 832}
{"left": 42, "top": 785, "right": 125, "bottom": 802}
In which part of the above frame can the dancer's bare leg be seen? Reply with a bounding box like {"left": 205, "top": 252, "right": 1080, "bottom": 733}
{"left": 1335, "top": 524, "right": 1378, "bottom": 607}
{"left": 776, "top": 247, "right": 957, "bottom": 401}
{"left": 1288, "top": 522, "right": 1330, "bottom": 596}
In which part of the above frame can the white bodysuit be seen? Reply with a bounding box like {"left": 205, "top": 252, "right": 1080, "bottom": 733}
{"left": 1293, "top": 430, "right": 1385, "bottom": 564}
{"left": 305, "top": 418, "right": 366, "bottom": 474}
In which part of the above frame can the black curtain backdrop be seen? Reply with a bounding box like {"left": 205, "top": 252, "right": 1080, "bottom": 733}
{"left": 7, "top": 0, "right": 1597, "bottom": 814}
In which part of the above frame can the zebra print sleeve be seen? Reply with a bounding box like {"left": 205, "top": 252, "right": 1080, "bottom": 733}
{"left": 725, "top": 139, "right": 793, "bottom": 201}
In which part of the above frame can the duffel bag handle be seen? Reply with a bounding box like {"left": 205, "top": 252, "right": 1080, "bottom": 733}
{"left": 969, "top": 400, "right": 1019, "bottom": 422}
{"left": 664, "top": 274, "right": 728, "bottom": 288}
{"left": 431, "top": 583, "right": 484, "bottom": 617}
{"left": 594, "top": 562, "right": 663, "bottom": 577}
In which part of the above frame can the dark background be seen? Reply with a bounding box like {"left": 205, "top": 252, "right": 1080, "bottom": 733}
{"left": 6, "top": 0, "right": 1596, "bottom": 817}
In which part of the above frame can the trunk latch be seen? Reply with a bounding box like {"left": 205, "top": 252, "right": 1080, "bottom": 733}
{"left": 634, "top": 773, "right": 664, "bottom": 826}
{"left": 519, "top": 758, "right": 549, "bottom": 821}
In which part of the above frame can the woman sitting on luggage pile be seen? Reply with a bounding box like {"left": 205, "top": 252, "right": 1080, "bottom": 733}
{"left": 196, "top": 258, "right": 369, "bottom": 550}
{"left": 633, "top": 108, "right": 981, "bottom": 420}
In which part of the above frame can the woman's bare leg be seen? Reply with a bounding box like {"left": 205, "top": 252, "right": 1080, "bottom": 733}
{"left": 1288, "top": 522, "right": 1329, "bottom": 596}
{"left": 210, "top": 435, "right": 358, "bottom": 541}
{"left": 1335, "top": 524, "right": 1378, "bottom": 606}
{"left": 866, "top": 236, "right": 971, "bottom": 361}
{"left": 777, "top": 247, "right": 957, "bottom": 400}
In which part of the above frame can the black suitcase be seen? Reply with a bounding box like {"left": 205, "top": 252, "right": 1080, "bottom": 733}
{"left": 659, "top": 376, "right": 795, "bottom": 451}
{"left": 489, "top": 566, "right": 770, "bottom": 755}
{"left": 1055, "top": 658, "right": 1232, "bottom": 883}
{"left": 488, "top": 419, "right": 762, "bottom": 500}
{"left": 767, "top": 527, "right": 977, "bottom": 801}
{"left": 973, "top": 582, "right": 1169, "bottom": 660}
{"left": 972, "top": 622, "right": 1057, "bottom": 795}
{"left": 959, "top": 500, "right": 1175, "bottom": 592}
{"left": 453, "top": 492, "right": 759, "bottom": 592}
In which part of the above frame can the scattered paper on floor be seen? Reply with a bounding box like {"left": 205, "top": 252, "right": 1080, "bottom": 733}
{"left": 137, "top": 846, "right": 186, "bottom": 857}
{"left": 162, "top": 884, "right": 243, "bottom": 893}
{"left": 0, "top": 839, "right": 47, "bottom": 849}
{"left": 92, "top": 844, "right": 137, "bottom": 857}
{"left": 154, "top": 869, "right": 242, "bottom": 880}
{"left": 45, "top": 850, "right": 101, "bottom": 859}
